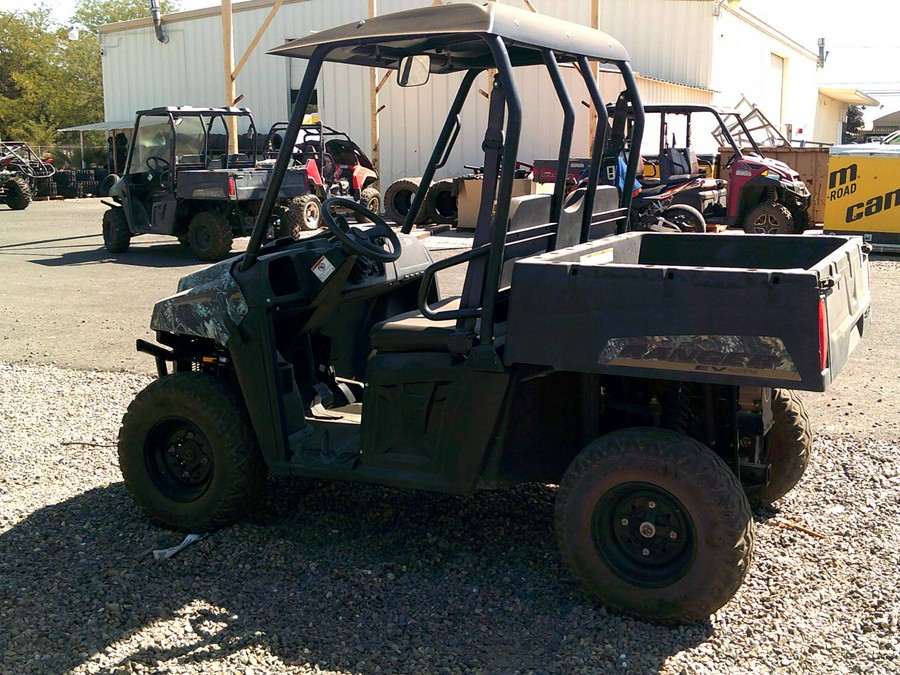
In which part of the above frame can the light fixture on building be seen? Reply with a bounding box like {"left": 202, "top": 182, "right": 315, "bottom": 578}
{"left": 727, "top": 0, "right": 741, "bottom": 8}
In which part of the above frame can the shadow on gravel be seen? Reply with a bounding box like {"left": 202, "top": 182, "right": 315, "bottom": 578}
{"left": 28, "top": 243, "right": 218, "bottom": 269}
{"left": 0, "top": 478, "right": 712, "bottom": 673}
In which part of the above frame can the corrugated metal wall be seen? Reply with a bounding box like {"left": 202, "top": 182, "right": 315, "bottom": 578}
{"left": 599, "top": 0, "right": 714, "bottom": 90}
{"left": 98, "top": 0, "right": 776, "bottom": 185}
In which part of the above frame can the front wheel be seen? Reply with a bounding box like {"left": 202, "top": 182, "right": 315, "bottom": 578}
{"left": 555, "top": 427, "right": 754, "bottom": 624}
{"left": 743, "top": 202, "right": 796, "bottom": 234}
{"left": 102, "top": 207, "right": 131, "bottom": 253}
{"left": 354, "top": 187, "right": 382, "bottom": 224}
{"left": 290, "top": 194, "right": 323, "bottom": 235}
{"left": 118, "top": 372, "right": 267, "bottom": 531}
{"left": 188, "top": 211, "right": 233, "bottom": 261}
{"left": 4, "top": 175, "right": 32, "bottom": 210}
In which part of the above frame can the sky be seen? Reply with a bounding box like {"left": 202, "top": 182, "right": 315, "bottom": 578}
{"left": 6, "top": 0, "right": 899, "bottom": 126}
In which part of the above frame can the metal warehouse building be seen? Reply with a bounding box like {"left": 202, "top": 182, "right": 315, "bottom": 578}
{"left": 98, "top": 0, "right": 861, "bottom": 186}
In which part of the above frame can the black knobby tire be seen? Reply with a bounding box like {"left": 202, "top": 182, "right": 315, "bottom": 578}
{"left": 118, "top": 372, "right": 267, "bottom": 532}
{"left": 354, "top": 187, "right": 383, "bottom": 224}
{"left": 661, "top": 203, "right": 705, "bottom": 233}
{"left": 555, "top": 427, "right": 754, "bottom": 625}
{"left": 271, "top": 203, "right": 299, "bottom": 239}
{"left": 290, "top": 194, "right": 323, "bottom": 235}
{"left": 751, "top": 389, "right": 812, "bottom": 507}
{"left": 102, "top": 207, "right": 131, "bottom": 253}
{"left": 424, "top": 178, "right": 458, "bottom": 225}
{"left": 384, "top": 177, "right": 428, "bottom": 226}
{"left": 4, "top": 175, "right": 32, "bottom": 210}
{"left": 188, "top": 211, "right": 233, "bottom": 261}
{"left": 789, "top": 206, "right": 811, "bottom": 232}
{"left": 742, "top": 202, "right": 796, "bottom": 234}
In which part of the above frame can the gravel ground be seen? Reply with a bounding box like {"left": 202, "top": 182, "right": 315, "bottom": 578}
{"left": 1, "top": 260, "right": 898, "bottom": 673}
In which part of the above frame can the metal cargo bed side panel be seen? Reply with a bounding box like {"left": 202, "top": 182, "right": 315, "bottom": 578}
{"left": 503, "top": 233, "right": 850, "bottom": 392}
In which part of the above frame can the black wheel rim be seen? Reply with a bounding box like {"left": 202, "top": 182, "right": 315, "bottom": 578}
{"left": 195, "top": 224, "right": 212, "bottom": 250}
{"left": 145, "top": 418, "right": 214, "bottom": 502}
{"left": 592, "top": 482, "right": 696, "bottom": 588}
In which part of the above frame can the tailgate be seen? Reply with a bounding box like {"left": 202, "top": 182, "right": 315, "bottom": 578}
{"left": 503, "top": 232, "right": 870, "bottom": 392}
{"left": 817, "top": 236, "right": 871, "bottom": 386}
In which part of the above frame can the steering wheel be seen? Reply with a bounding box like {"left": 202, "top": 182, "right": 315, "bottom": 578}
{"left": 322, "top": 197, "right": 401, "bottom": 263}
{"left": 146, "top": 155, "right": 170, "bottom": 173}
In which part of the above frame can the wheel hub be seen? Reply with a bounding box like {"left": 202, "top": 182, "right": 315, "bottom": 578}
{"left": 146, "top": 418, "right": 214, "bottom": 502}
{"left": 592, "top": 482, "right": 696, "bottom": 588}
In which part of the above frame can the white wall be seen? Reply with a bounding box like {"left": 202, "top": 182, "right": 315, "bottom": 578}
{"left": 709, "top": 8, "right": 819, "bottom": 141}
{"left": 600, "top": 0, "right": 715, "bottom": 90}
{"left": 99, "top": 0, "right": 810, "bottom": 185}
{"left": 813, "top": 94, "right": 847, "bottom": 145}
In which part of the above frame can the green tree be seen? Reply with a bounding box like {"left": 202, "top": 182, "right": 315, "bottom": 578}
{"left": 843, "top": 105, "right": 865, "bottom": 143}
{"left": 0, "top": 0, "right": 178, "bottom": 145}
{"left": 72, "top": 0, "right": 179, "bottom": 33}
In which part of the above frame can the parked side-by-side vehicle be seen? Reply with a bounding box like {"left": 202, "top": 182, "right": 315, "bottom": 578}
{"left": 114, "top": 4, "right": 870, "bottom": 624}
{"left": 101, "top": 107, "right": 312, "bottom": 261}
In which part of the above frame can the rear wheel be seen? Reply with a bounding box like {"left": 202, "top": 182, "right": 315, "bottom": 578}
{"left": 188, "top": 211, "right": 233, "bottom": 261}
{"left": 555, "top": 427, "right": 753, "bottom": 624}
{"left": 751, "top": 389, "right": 812, "bottom": 507}
{"left": 4, "top": 175, "right": 32, "bottom": 210}
{"left": 290, "top": 194, "right": 322, "bottom": 235}
{"left": 743, "top": 202, "right": 796, "bottom": 234}
{"left": 661, "top": 204, "right": 705, "bottom": 232}
{"left": 118, "top": 372, "right": 267, "bottom": 531}
{"left": 354, "top": 187, "right": 382, "bottom": 224}
{"left": 102, "top": 207, "right": 131, "bottom": 253}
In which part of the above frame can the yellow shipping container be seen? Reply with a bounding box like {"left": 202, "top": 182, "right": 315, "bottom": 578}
{"left": 824, "top": 145, "right": 900, "bottom": 252}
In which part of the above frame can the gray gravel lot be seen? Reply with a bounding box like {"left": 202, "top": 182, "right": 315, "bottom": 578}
{"left": 0, "top": 200, "right": 898, "bottom": 673}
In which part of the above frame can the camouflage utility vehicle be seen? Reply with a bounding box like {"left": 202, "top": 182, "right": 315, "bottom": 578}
{"left": 116, "top": 4, "right": 870, "bottom": 624}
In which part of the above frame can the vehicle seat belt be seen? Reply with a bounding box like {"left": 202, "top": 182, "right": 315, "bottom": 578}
{"left": 458, "top": 75, "right": 506, "bottom": 334}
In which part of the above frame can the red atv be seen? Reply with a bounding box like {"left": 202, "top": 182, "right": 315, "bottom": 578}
{"left": 637, "top": 105, "right": 812, "bottom": 234}
{"left": 265, "top": 122, "right": 380, "bottom": 233}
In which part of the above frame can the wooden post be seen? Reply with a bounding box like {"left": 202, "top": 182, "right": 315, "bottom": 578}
{"left": 368, "top": 0, "right": 380, "bottom": 178}
{"left": 222, "top": 0, "right": 238, "bottom": 151}
{"left": 588, "top": 0, "right": 600, "bottom": 153}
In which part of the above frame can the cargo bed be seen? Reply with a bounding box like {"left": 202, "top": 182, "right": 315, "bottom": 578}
{"left": 505, "top": 232, "right": 870, "bottom": 391}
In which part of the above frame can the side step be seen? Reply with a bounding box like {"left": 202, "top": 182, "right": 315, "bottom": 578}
{"left": 287, "top": 408, "right": 362, "bottom": 470}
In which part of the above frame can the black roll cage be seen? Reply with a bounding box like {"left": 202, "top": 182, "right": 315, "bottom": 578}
{"left": 125, "top": 107, "right": 260, "bottom": 177}
{"left": 242, "top": 17, "right": 645, "bottom": 346}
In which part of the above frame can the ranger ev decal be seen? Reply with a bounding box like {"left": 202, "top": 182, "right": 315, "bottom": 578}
{"left": 151, "top": 266, "right": 248, "bottom": 347}
{"left": 599, "top": 335, "right": 801, "bottom": 380}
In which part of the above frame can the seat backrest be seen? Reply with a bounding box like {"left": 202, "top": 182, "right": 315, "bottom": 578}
{"left": 559, "top": 185, "right": 621, "bottom": 245}
{"left": 498, "top": 193, "right": 553, "bottom": 288}
{"left": 664, "top": 148, "right": 700, "bottom": 179}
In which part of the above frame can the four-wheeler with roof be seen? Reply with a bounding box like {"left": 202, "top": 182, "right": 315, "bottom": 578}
{"left": 633, "top": 104, "right": 812, "bottom": 234}
{"left": 264, "top": 121, "right": 381, "bottom": 232}
{"left": 115, "top": 3, "right": 870, "bottom": 625}
{"left": 102, "top": 107, "right": 310, "bottom": 261}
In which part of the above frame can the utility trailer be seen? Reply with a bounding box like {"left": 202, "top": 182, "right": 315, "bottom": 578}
{"left": 115, "top": 3, "right": 870, "bottom": 625}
